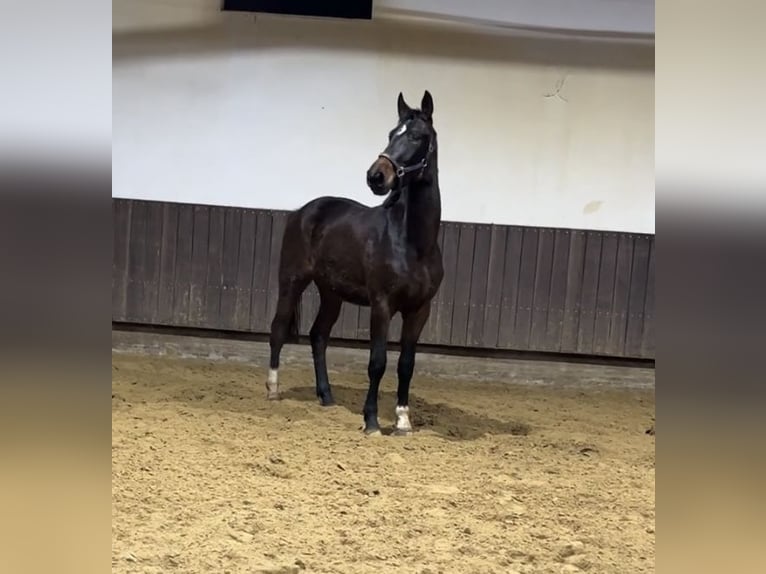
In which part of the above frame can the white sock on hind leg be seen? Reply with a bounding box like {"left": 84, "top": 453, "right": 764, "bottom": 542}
{"left": 267, "top": 368, "right": 279, "bottom": 396}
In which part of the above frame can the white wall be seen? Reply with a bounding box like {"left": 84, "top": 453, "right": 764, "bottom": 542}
{"left": 113, "top": 15, "right": 654, "bottom": 233}
{"left": 377, "top": 0, "right": 655, "bottom": 36}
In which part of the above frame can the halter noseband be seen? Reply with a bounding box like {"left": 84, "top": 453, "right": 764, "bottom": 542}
{"left": 378, "top": 140, "right": 434, "bottom": 182}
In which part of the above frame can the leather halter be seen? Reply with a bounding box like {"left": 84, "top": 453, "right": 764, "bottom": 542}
{"left": 378, "top": 140, "right": 434, "bottom": 182}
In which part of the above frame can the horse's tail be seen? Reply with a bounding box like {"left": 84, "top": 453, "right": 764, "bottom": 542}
{"left": 287, "top": 298, "right": 301, "bottom": 343}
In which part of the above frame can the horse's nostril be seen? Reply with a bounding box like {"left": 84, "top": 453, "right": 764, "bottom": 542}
{"left": 367, "top": 170, "right": 384, "bottom": 186}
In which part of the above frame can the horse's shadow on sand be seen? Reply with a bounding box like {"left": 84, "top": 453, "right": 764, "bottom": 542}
{"left": 280, "top": 384, "right": 531, "bottom": 441}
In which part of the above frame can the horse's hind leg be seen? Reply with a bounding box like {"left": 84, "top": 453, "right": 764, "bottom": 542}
{"left": 267, "top": 276, "right": 309, "bottom": 400}
{"left": 310, "top": 289, "right": 342, "bottom": 406}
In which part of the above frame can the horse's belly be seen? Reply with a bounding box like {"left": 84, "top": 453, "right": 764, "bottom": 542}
{"left": 314, "top": 269, "right": 370, "bottom": 306}
{"left": 331, "top": 283, "right": 370, "bottom": 306}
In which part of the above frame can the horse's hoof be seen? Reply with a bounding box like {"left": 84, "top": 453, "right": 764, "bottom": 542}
{"left": 364, "top": 429, "right": 383, "bottom": 437}
{"left": 392, "top": 428, "right": 413, "bottom": 437}
{"left": 318, "top": 396, "right": 336, "bottom": 407}
{"left": 266, "top": 392, "right": 281, "bottom": 401}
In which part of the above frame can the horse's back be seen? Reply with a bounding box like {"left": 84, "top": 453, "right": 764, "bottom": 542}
{"left": 290, "top": 195, "right": 383, "bottom": 242}
{"left": 295, "top": 196, "right": 372, "bottom": 224}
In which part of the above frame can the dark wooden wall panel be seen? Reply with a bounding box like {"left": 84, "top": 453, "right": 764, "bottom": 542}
{"left": 480, "top": 225, "right": 507, "bottom": 348}
{"left": 356, "top": 303, "right": 371, "bottom": 340}
{"left": 113, "top": 199, "right": 654, "bottom": 359}
{"left": 512, "top": 227, "right": 539, "bottom": 350}
{"left": 157, "top": 203, "right": 179, "bottom": 325}
{"left": 171, "top": 205, "right": 194, "bottom": 325}
{"left": 577, "top": 231, "right": 602, "bottom": 354}
{"left": 234, "top": 210, "right": 256, "bottom": 331}
{"left": 497, "top": 227, "right": 524, "bottom": 349}
{"left": 624, "top": 235, "right": 651, "bottom": 357}
{"left": 466, "top": 225, "right": 491, "bottom": 347}
{"left": 608, "top": 234, "right": 634, "bottom": 355}
{"left": 433, "top": 223, "right": 460, "bottom": 345}
{"left": 641, "top": 240, "right": 655, "bottom": 357}
{"left": 250, "top": 212, "right": 272, "bottom": 333}
{"left": 219, "top": 208, "right": 241, "bottom": 328}
{"left": 125, "top": 201, "right": 147, "bottom": 322}
{"left": 205, "top": 207, "right": 225, "bottom": 329}
{"left": 112, "top": 200, "right": 131, "bottom": 321}
{"left": 529, "top": 228, "right": 555, "bottom": 350}
{"left": 266, "top": 212, "right": 287, "bottom": 327}
{"left": 559, "top": 230, "right": 586, "bottom": 353}
{"left": 593, "top": 233, "right": 619, "bottom": 355}
{"left": 303, "top": 283, "right": 320, "bottom": 336}
{"left": 189, "top": 205, "right": 210, "bottom": 327}
{"left": 545, "top": 229, "right": 571, "bottom": 352}
{"left": 450, "top": 224, "right": 476, "bottom": 347}
{"left": 422, "top": 226, "right": 446, "bottom": 343}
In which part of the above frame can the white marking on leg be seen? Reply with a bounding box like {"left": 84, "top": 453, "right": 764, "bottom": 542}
{"left": 266, "top": 368, "right": 279, "bottom": 398}
{"left": 395, "top": 405, "right": 412, "bottom": 432}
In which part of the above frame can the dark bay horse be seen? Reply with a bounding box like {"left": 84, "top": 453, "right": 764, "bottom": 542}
{"left": 267, "top": 90, "right": 444, "bottom": 436}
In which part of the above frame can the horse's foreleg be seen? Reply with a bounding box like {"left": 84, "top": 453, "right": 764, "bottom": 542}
{"left": 362, "top": 302, "right": 391, "bottom": 436}
{"left": 267, "top": 276, "right": 309, "bottom": 399}
{"left": 394, "top": 303, "right": 431, "bottom": 435}
{"left": 310, "top": 291, "right": 342, "bottom": 406}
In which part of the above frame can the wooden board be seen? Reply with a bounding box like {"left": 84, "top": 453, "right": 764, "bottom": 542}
{"left": 592, "top": 233, "right": 619, "bottom": 355}
{"left": 560, "top": 230, "right": 586, "bottom": 353}
{"left": 449, "top": 224, "right": 477, "bottom": 346}
{"left": 113, "top": 200, "right": 655, "bottom": 359}
{"left": 205, "top": 207, "right": 225, "bottom": 328}
{"left": 434, "top": 223, "right": 460, "bottom": 345}
{"left": 607, "top": 234, "right": 635, "bottom": 355}
{"left": 219, "top": 208, "right": 242, "bottom": 329}
{"left": 529, "top": 228, "right": 555, "bottom": 350}
{"left": 266, "top": 211, "right": 287, "bottom": 327}
{"left": 466, "top": 225, "right": 492, "bottom": 346}
{"left": 641, "top": 240, "right": 655, "bottom": 357}
{"left": 171, "top": 204, "right": 195, "bottom": 324}
{"left": 497, "top": 227, "right": 524, "bottom": 348}
{"left": 250, "top": 211, "right": 272, "bottom": 332}
{"left": 422, "top": 225, "right": 446, "bottom": 344}
{"left": 112, "top": 200, "right": 131, "bottom": 321}
{"left": 156, "top": 203, "right": 179, "bottom": 325}
{"left": 188, "top": 206, "right": 210, "bottom": 326}
{"left": 624, "top": 235, "right": 652, "bottom": 357}
{"left": 125, "top": 201, "right": 147, "bottom": 322}
{"left": 576, "top": 231, "right": 603, "bottom": 354}
{"left": 511, "top": 227, "right": 539, "bottom": 350}
{"left": 480, "top": 225, "right": 507, "bottom": 348}
{"left": 234, "top": 210, "right": 256, "bottom": 331}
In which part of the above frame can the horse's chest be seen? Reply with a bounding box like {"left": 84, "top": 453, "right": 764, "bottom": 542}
{"left": 388, "top": 261, "right": 437, "bottom": 305}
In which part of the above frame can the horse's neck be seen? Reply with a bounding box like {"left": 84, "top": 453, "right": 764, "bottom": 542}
{"left": 402, "top": 165, "right": 441, "bottom": 257}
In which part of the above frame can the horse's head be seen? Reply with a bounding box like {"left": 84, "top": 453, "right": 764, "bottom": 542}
{"left": 367, "top": 90, "right": 436, "bottom": 196}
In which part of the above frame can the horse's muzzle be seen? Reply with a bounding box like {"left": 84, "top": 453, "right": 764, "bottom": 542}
{"left": 366, "top": 157, "right": 396, "bottom": 195}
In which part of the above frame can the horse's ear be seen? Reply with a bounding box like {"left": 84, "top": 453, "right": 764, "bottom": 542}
{"left": 421, "top": 90, "right": 434, "bottom": 119}
{"left": 397, "top": 92, "right": 411, "bottom": 120}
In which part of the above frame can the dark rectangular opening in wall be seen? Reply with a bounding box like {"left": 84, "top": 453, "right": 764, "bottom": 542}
{"left": 221, "top": 0, "right": 373, "bottom": 20}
